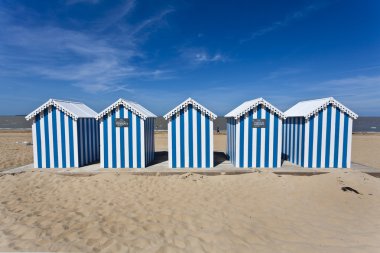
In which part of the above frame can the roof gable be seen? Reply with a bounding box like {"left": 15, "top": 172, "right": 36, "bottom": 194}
{"left": 285, "top": 97, "right": 358, "bottom": 119}
{"left": 96, "top": 98, "right": 156, "bottom": 120}
{"left": 26, "top": 99, "right": 97, "bottom": 121}
{"left": 164, "top": 98, "right": 217, "bottom": 120}
{"left": 225, "top": 98, "right": 285, "bottom": 119}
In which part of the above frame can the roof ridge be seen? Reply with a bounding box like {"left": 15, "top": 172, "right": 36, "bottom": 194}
{"left": 163, "top": 97, "right": 217, "bottom": 120}
{"left": 225, "top": 98, "right": 285, "bottom": 119}
{"left": 96, "top": 98, "right": 156, "bottom": 120}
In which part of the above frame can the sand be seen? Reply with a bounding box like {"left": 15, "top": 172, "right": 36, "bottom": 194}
{"left": 0, "top": 170, "right": 379, "bottom": 252}
{"left": 0, "top": 130, "right": 33, "bottom": 171}
{"left": 352, "top": 133, "right": 380, "bottom": 169}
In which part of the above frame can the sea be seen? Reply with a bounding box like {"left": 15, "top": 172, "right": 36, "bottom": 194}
{"left": 1, "top": 116, "right": 379, "bottom": 132}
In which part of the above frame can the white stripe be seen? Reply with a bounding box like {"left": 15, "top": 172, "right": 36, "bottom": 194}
{"left": 236, "top": 118, "right": 240, "bottom": 167}
{"left": 294, "top": 118, "right": 298, "bottom": 164}
{"left": 193, "top": 108, "right": 198, "bottom": 167}
{"left": 184, "top": 108, "right": 189, "bottom": 168}
{"left": 210, "top": 119, "right": 214, "bottom": 168}
{"left": 278, "top": 119, "right": 283, "bottom": 168}
{"left": 64, "top": 115, "right": 70, "bottom": 167}
{"left": 304, "top": 119, "right": 309, "bottom": 167}
{"left": 73, "top": 120, "right": 78, "bottom": 167}
{"left": 329, "top": 107, "right": 336, "bottom": 168}
{"left": 338, "top": 111, "right": 344, "bottom": 168}
{"left": 289, "top": 119, "right": 293, "bottom": 162}
{"left": 260, "top": 107, "right": 265, "bottom": 167}
{"left": 321, "top": 109, "right": 327, "bottom": 168}
{"left": 243, "top": 114, "right": 249, "bottom": 168}
{"left": 347, "top": 118, "right": 353, "bottom": 168}
{"left": 168, "top": 118, "right": 172, "bottom": 168}
{"left": 48, "top": 109, "right": 54, "bottom": 168}
{"left": 269, "top": 113, "right": 274, "bottom": 168}
{"left": 141, "top": 119, "right": 145, "bottom": 168}
{"left": 32, "top": 119, "right": 38, "bottom": 168}
{"left": 116, "top": 109, "right": 121, "bottom": 168}
{"left": 84, "top": 119, "right": 89, "bottom": 165}
{"left": 100, "top": 120, "right": 104, "bottom": 168}
{"left": 298, "top": 118, "right": 303, "bottom": 166}
{"left": 56, "top": 113, "right": 62, "bottom": 168}
{"left": 107, "top": 114, "right": 112, "bottom": 168}
{"left": 175, "top": 113, "right": 181, "bottom": 168}
{"left": 312, "top": 114, "right": 318, "bottom": 168}
{"left": 125, "top": 109, "right": 129, "bottom": 168}
{"left": 252, "top": 111, "right": 257, "bottom": 167}
{"left": 132, "top": 114, "right": 138, "bottom": 168}
{"left": 40, "top": 112, "right": 46, "bottom": 168}
{"left": 201, "top": 113, "right": 206, "bottom": 168}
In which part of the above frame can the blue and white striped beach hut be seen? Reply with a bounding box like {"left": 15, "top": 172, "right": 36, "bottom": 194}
{"left": 96, "top": 99, "right": 156, "bottom": 169}
{"left": 225, "top": 98, "right": 285, "bottom": 168}
{"left": 26, "top": 99, "right": 99, "bottom": 168}
{"left": 164, "top": 98, "right": 217, "bottom": 169}
{"left": 283, "top": 97, "right": 358, "bottom": 168}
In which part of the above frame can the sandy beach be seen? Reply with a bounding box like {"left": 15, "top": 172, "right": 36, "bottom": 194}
{"left": 0, "top": 170, "right": 379, "bottom": 252}
{"left": 0, "top": 130, "right": 380, "bottom": 252}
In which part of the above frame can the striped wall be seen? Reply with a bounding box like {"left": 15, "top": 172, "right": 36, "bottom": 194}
{"left": 282, "top": 104, "right": 353, "bottom": 168}
{"left": 168, "top": 104, "right": 214, "bottom": 168}
{"left": 32, "top": 106, "right": 99, "bottom": 168}
{"left": 99, "top": 105, "right": 155, "bottom": 168}
{"left": 226, "top": 104, "right": 283, "bottom": 168}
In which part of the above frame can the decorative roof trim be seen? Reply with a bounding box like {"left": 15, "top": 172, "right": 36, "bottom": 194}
{"left": 226, "top": 98, "right": 286, "bottom": 119}
{"left": 96, "top": 98, "right": 156, "bottom": 120}
{"left": 163, "top": 98, "right": 217, "bottom": 120}
{"left": 26, "top": 99, "right": 84, "bottom": 121}
{"left": 293, "top": 97, "right": 358, "bottom": 120}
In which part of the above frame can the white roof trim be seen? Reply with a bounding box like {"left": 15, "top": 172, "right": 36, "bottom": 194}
{"left": 96, "top": 98, "right": 156, "bottom": 120}
{"left": 285, "top": 97, "right": 358, "bottom": 119}
{"left": 25, "top": 99, "right": 97, "bottom": 121}
{"left": 164, "top": 98, "right": 217, "bottom": 120}
{"left": 225, "top": 98, "right": 285, "bottom": 119}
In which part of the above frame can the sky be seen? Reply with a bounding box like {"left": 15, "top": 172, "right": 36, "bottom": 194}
{"left": 0, "top": 0, "right": 380, "bottom": 116}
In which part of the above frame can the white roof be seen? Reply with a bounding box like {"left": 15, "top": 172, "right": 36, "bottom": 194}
{"left": 285, "top": 97, "right": 358, "bottom": 119}
{"left": 96, "top": 98, "right": 156, "bottom": 120}
{"left": 225, "top": 98, "right": 285, "bottom": 119}
{"left": 164, "top": 97, "right": 217, "bottom": 120}
{"left": 26, "top": 99, "right": 97, "bottom": 121}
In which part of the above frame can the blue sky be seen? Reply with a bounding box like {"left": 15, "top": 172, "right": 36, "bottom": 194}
{"left": 1, "top": 0, "right": 379, "bottom": 116}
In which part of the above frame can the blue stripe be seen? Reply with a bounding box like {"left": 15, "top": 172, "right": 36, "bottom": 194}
{"left": 52, "top": 108, "right": 58, "bottom": 168}
{"left": 188, "top": 104, "right": 193, "bottom": 168}
{"left": 36, "top": 114, "right": 42, "bottom": 168}
{"left": 301, "top": 118, "right": 305, "bottom": 167}
{"left": 103, "top": 116, "right": 108, "bottom": 168}
{"left": 197, "top": 110, "right": 201, "bottom": 167}
{"left": 273, "top": 114, "right": 278, "bottom": 168}
{"left": 180, "top": 109, "right": 185, "bottom": 168}
{"left": 292, "top": 118, "right": 295, "bottom": 163}
{"left": 342, "top": 114, "right": 349, "bottom": 168}
{"left": 171, "top": 115, "right": 176, "bottom": 168}
{"left": 77, "top": 119, "right": 81, "bottom": 166}
{"left": 239, "top": 116, "right": 244, "bottom": 167}
{"left": 86, "top": 119, "right": 90, "bottom": 164}
{"left": 136, "top": 116, "right": 141, "bottom": 168}
{"left": 205, "top": 115, "right": 210, "bottom": 168}
{"left": 120, "top": 106, "right": 125, "bottom": 168}
{"left": 44, "top": 109, "right": 50, "bottom": 168}
{"left": 111, "top": 110, "right": 116, "bottom": 168}
{"left": 256, "top": 105, "right": 261, "bottom": 167}
{"left": 316, "top": 111, "right": 323, "bottom": 168}
{"left": 265, "top": 108, "right": 270, "bottom": 167}
{"left": 334, "top": 109, "right": 341, "bottom": 168}
{"left": 308, "top": 117, "right": 314, "bottom": 168}
{"left": 128, "top": 110, "right": 133, "bottom": 168}
{"left": 248, "top": 110, "right": 253, "bottom": 167}
{"left": 68, "top": 116, "right": 74, "bottom": 167}
{"left": 325, "top": 106, "right": 332, "bottom": 168}
{"left": 60, "top": 112, "right": 66, "bottom": 168}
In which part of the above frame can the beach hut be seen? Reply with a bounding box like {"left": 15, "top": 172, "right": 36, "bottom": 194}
{"left": 96, "top": 99, "right": 156, "bottom": 168}
{"left": 26, "top": 99, "right": 99, "bottom": 168}
{"left": 164, "top": 98, "right": 217, "bottom": 168}
{"left": 283, "top": 97, "right": 358, "bottom": 168}
{"left": 225, "top": 98, "right": 285, "bottom": 168}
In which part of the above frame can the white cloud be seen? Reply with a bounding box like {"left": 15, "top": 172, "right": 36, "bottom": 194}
{"left": 180, "top": 48, "right": 227, "bottom": 65}
{"left": 0, "top": 2, "right": 174, "bottom": 93}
